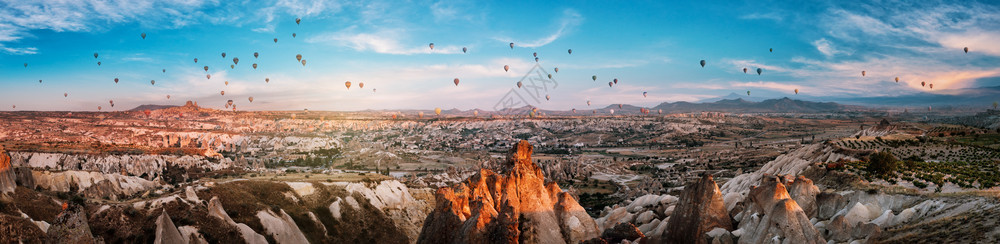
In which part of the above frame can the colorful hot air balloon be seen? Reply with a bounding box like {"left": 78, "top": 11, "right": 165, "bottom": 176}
{"left": 206, "top": 74, "right": 211, "bottom": 79}
{"left": 770, "top": 48, "right": 773, "bottom": 52}
{"left": 794, "top": 89, "right": 799, "bottom": 94}
{"left": 392, "top": 114, "right": 397, "bottom": 119}
{"left": 545, "top": 95, "right": 550, "bottom": 101}
{"left": 63, "top": 93, "right": 67, "bottom": 97}
{"left": 249, "top": 97, "right": 254, "bottom": 103}
{"left": 453, "top": 78, "right": 460, "bottom": 86}
{"left": 643, "top": 92, "right": 648, "bottom": 97}
{"left": 227, "top": 100, "right": 233, "bottom": 106}
{"left": 700, "top": 60, "right": 706, "bottom": 67}
{"left": 252, "top": 63, "right": 258, "bottom": 69}
{"left": 296, "top": 18, "right": 301, "bottom": 25}
{"left": 608, "top": 82, "right": 613, "bottom": 87}
{"left": 204, "top": 66, "right": 209, "bottom": 72}
{"left": 895, "top": 77, "right": 899, "bottom": 83}
{"left": 97, "top": 61, "right": 101, "bottom": 66}
{"left": 141, "top": 33, "right": 146, "bottom": 39}
{"left": 274, "top": 38, "right": 278, "bottom": 43}
{"left": 964, "top": 47, "right": 969, "bottom": 53}
{"left": 509, "top": 42, "right": 514, "bottom": 49}
{"left": 254, "top": 52, "right": 259, "bottom": 58}
{"left": 165, "top": 95, "right": 169, "bottom": 99}
{"left": 929, "top": 83, "right": 933, "bottom": 89}
{"left": 435, "top": 108, "right": 442, "bottom": 115}
{"left": 613, "top": 78, "right": 618, "bottom": 84}
{"left": 292, "top": 33, "right": 296, "bottom": 38}
{"left": 429, "top": 43, "right": 434, "bottom": 50}
{"left": 743, "top": 68, "right": 748, "bottom": 74}
{"left": 345, "top": 81, "right": 352, "bottom": 89}
{"left": 233, "top": 57, "right": 239, "bottom": 65}
{"left": 533, "top": 52, "right": 537, "bottom": 57}
{"left": 504, "top": 65, "right": 510, "bottom": 72}
{"left": 592, "top": 75, "right": 597, "bottom": 81}
{"left": 98, "top": 106, "right": 101, "bottom": 111}
{"left": 554, "top": 67, "right": 559, "bottom": 73}
{"left": 572, "top": 108, "right": 576, "bottom": 113}
{"left": 265, "top": 78, "right": 270, "bottom": 83}
{"left": 230, "top": 65, "right": 234, "bottom": 69}
{"left": 419, "top": 112, "right": 424, "bottom": 118}
{"left": 757, "top": 68, "right": 762, "bottom": 75}
{"left": 861, "top": 71, "right": 866, "bottom": 76}
{"left": 162, "top": 69, "right": 166, "bottom": 73}
{"left": 221, "top": 91, "right": 225, "bottom": 95}
{"left": 221, "top": 52, "right": 226, "bottom": 58}
{"left": 618, "top": 104, "right": 623, "bottom": 109}
{"left": 473, "top": 110, "right": 479, "bottom": 116}
{"left": 94, "top": 53, "right": 98, "bottom": 58}
{"left": 747, "top": 90, "right": 751, "bottom": 96}
{"left": 301, "top": 60, "right": 306, "bottom": 66}
{"left": 114, "top": 78, "right": 118, "bottom": 84}
{"left": 462, "top": 47, "right": 467, "bottom": 53}
{"left": 568, "top": 49, "right": 572, "bottom": 54}
{"left": 151, "top": 80, "right": 155, "bottom": 85}
{"left": 194, "top": 58, "right": 198, "bottom": 63}
{"left": 547, "top": 74, "right": 552, "bottom": 79}
{"left": 534, "top": 57, "right": 539, "bottom": 62}
{"left": 921, "top": 81, "right": 926, "bottom": 87}
{"left": 359, "top": 82, "right": 365, "bottom": 89}
{"left": 587, "top": 100, "right": 591, "bottom": 106}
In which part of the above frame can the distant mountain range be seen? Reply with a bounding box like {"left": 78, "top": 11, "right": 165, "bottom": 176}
{"left": 128, "top": 104, "right": 178, "bottom": 111}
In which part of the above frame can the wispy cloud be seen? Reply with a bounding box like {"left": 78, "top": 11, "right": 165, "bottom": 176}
{"left": 0, "top": 44, "right": 36, "bottom": 55}
{"left": 740, "top": 12, "right": 783, "bottom": 22}
{"left": 307, "top": 28, "right": 465, "bottom": 55}
{"left": 812, "top": 38, "right": 849, "bottom": 57}
{"left": 496, "top": 9, "right": 583, "bottom": 48}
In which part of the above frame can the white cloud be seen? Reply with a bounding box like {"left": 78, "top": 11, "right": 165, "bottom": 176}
{"left": 812, "top": 38, "right": 849, "bottom": 57}
{"left": 308, "top": 28, "right": 465, "bottom": 55}
{"left": 496, "top": 9, "right": 583, "bottom": 48}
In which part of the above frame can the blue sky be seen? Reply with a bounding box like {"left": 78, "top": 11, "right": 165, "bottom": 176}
{"left": 2, "top": 0, "right": 999, "bottom": 111}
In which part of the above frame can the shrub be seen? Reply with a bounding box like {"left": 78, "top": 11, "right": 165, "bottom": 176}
{"left": 867, "top": 151, "right": 898, "bottom": 177}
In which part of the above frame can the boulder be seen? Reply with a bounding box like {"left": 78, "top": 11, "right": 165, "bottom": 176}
{"left": 417, "top": 140, "right": 600, "bottom": 244}
{"left": 664, "top": 174, "right": 733, "bottom": 244}
{"left": 816, "top": 192, "right": 846, "bottom": 220}
{"left": 787, "top": 176, "right": 820, "bottom": 218}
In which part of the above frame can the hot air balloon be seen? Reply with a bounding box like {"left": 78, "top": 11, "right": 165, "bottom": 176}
{"left": 38, "top": 80, "right": 41, "bottom": 83}
{"left": 534, "top": 57, "right": 539, "bottom": 62}
{"left": 110, "top": 100, "right": 114, "bottom": 104}
{"left": 265, "top": 78, "right": 270, "bottom": 83}
{"left": 296, "top": 54, "right": 302, "bottom": 61}
{"left": 429, "top": 43, "right": 434, "bottom": 50}
{"left": 613, "top": 78, "right": 618, "bottom": 84}
{"left": 757, "top": 68, "right": 762, "bottom": 75}
{"left": 359, "top": 82, "right": 365, "bottom": 89}
{"left": 587, "top": 100, "right": 591, "bottom": 106}
{"left": 572, "top": 108, "right": 576, "bottom": 113}
{"left": 747, "top": 90, "right": 751, "bottom": 96}
{"left": 453, "top": 78, "right": 460, "bottom": 86}
{"left": 221, "top": 52, "right": 226, "bottom": 58}
{"left": 517, "top": 81, "right": 523, "bottom": 88}
{"left": 435, "top": 108, "right": 442, "bottom": 115}
{"left": 165, "top": 95, "right": 169, "bottom": 99}
{"left": 929, "top": 84, "right": 933, "bottom": 89}
{"left": 301, "top": 60, "right": 306, "bottom": 66}
{"left": 554, "top": 67, "right": 559, "bottom": 73}
{"left": 547, "top": 74, "right": 552, "bottom": 79}
{"left": 252, "top": 63, "right": 258, "bottom": 69}
{"left": 592, "top": 75, "right": 597, "bottom": 81}
{"left": 964, "top": 47, "right": 969, "bottom": 53}
{"left": 23, "top": 63, "right": 27, "bottom": 68}
{"left": 233, "top": 57, "right": 239, "bottom": 65}
{"left": 608, "top": 82, "right": 613, "bottom": 87}
{"left": 770, "top": 48, "right": 773, "bottom": 52}
{"left": 643, "top": 92, "right": 648, "bottom": 97}
{"left": 248, "top": 97, "right": 254, "bottom": 103}
{"left": 700, "top": 60, "right": 706, "bottom": 67}
{"left": 658, "top": 109, "right": 662, "bottom": 114}
{"left": 618, "top": 104, "right": 623, "bottom": 109}
{"left": 373, "top": 88, "right": 377, "bottom": 93}
{"left": 462, "top": 47, "right": 467, "bottom": 53}
{"left": 94, "top": 53, "right": 99, "bottom": 59}
{"left": 861, "top": 71, "right": 866, "bottom": 76}
{"left": 533, "top": 52, "right": 537, "bottom": 57}
{"left": 345, "top": 81, "right": 352, "bottom": 89}
{"left": 141, "top": 33, "right": 146, "bottom": 39}
{"left": 162, "top": 69, "right": 166, "bottom": 73}
{"left": 509, "top": 42, "right": 514, "bottom": 49}
{"left": 545, "top": 95, "right": 550, "bottom": 101}
{"left": 97, "top": 62, "right": 101, "bottom": 66}
{"left": 114, "top": 78, "right": 118, "bottom": 84}
{"left": 206, "top": 74, "right": 211, "bottom": 80}
{"left": 794, "top": 89, "right": 799, "bottom": 94}
{"left": 895, "top": 77, "right": 899, "bottom": 83}
{"left": 273, "top": 38, "right": 278, "bottom": 43}
{"left": 743, "top": 68, "right": 748, "bottom": 74}
{"left": 254, "top": 52, "right": 259, "bottom": 58}
{"left": 221, "top": 91, "right": 225, "bottom": 96}
{"left": 419, "top": 112, "right": 424, "bottom": 118}
{"left": 610, "top": 109, "right": 615, "bottom": 114}
{"left": 151, "top": 80, "right": 155, "bottom": 85}
{"left": 204, "top": 66, "right": 209, "bottom": 72}
{"left": 292, "top": 33, "right": 296, "bottom": 38}
{"left": 194, "top": 58, "right": 198, "bottom": 63}
{"left": 392, "top": 114, "right": 397, "bottom": 119}
{"left": 473, "top": 110, "right": 479, "bottom": 116}
{"left": 568, "top": 49, "right": 572, "bottom": 54}
{"left": 227, "top": 100, "right": 233, "bottom": 106}
{"left": 230, "top": 65, "right": 234, "bottom": 69}
{"left": 295, "top": 18, "right": 301, "bottom": 25}
{"left": 504, "top": 65, "right": 509, "bottom": 72}
{"left": 921, "top": 81, "right": 926, "bottom": 87}
{"left": 98, "top": 106, "right": 102, "bottom": 111}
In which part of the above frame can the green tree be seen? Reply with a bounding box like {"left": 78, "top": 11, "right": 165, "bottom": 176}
{"left": 867, "top": 151, "right": 898, "bottom": 177}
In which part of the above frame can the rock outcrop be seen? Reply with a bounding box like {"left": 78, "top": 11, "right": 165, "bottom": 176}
{"left": 416, "top": 140, "right": 600, "bottom": 244}
{"left": 663, "top": 174, "right": 733, "bottom": 244}
{"left": 0, "top": 146, "right": 15, "bottom": 194}
{"left": 732, "top": 175, "right": 825, "bottom": 244}
{"left": 46, "top": 207, "right": 100, "bottom": 244}
{"left": 154, "top": 210, "right": 186, "bottom": 244}
{"left": 207, "top": 197, "right": 268, "bottom": 244}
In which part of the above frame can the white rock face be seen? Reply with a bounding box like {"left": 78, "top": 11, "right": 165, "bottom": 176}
{"left": 720, "top": 144, "right": 855, "bottom": 209}
{"left": 329, "top": 198, "right": 344, "bottom": 220}
{"left": 178, "top": 226, "right": 208, "bottom": 244}
{"left": 286, "top": 182, "right": 316, "bottom": 197}
{"left": 595, "top": 194, "right": 680, "bottom": 237}
{"left": 256, "top": 209, "right": 310, "bottom": 244}
{"left": 154, "top": 211, "right": 187, "bottom": 244}
{"left": 335, "top": 180, "right": 415, "bottom": 211}
{"left": 31, "top": 170, "right": 161, "bottom": 199}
